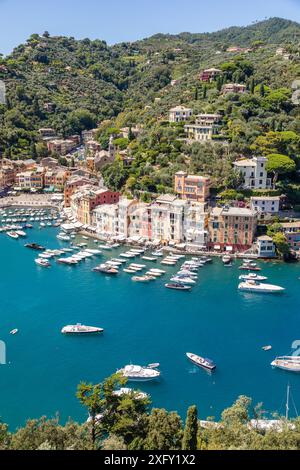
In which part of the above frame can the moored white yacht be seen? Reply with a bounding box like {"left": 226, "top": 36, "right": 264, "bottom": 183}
{"left": 186, "top": 352, "right": 216, "bottom": 371}
{"left": 113, "top": 388, "right": 149, "bottom": 400}
{"left": 170, "top": 275, "right": 196, "bottom": 285}
{"left": 117, "top": 364, "right": 161, "bottom": 381}
{"left": 57, "top": 233, "right": 71, "bottom": 241}
{"left": 15, "top": 230, "right": 26, "bottom": 237}
{"left": 7, "top": 231, "right": 19, "bottom": 239}
{"left": 35, "top": 258, "right": 51, "bottom": 267}
{"left": 61, "top": 323, "right": 104, "bottom": 334}
{"left": 271, "top": 356, "right": 300, "bottom": 372}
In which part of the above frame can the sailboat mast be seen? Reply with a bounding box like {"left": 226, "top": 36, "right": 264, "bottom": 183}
{"left": 286, "top": 384, "right": 290, "bottom": 420}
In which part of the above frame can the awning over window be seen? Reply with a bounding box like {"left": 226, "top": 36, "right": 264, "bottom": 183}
{"left": 214, "top": 245, "right": 221, "bottom": 250}
{"left": 226, "top": 246, "right": 233, "bottom": 251}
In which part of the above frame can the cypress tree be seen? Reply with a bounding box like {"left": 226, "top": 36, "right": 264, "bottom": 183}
{"left": 203, "top": 85, "right": 207, "bottom": 99}
{"left": 194, "top": 87, "right": 198, "bottom": 101}
{"left": 216, "top": 75, "right": 222, "bottom": 92}
{"left": 182, "top": 405, "right": 198, "bottom": 450}
{"left": 128, "top": 126, "right": 134, "bottom": 141}
{"left": 250, "top": 78, "right": 255, "bottom": 94}
{"left": 259, "top": 83, "right": 265, "bottom": 97}
{"left": 30, "top": 141, "right": 37, "bottom": 160}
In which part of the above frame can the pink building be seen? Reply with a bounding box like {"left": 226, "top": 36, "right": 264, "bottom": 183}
{"left": 128, "top": 203, "right": 152, "bottom": 240}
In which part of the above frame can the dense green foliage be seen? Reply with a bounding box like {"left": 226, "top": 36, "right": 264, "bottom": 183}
{"left": 0, "top": 18, "right": 300, "bottom": 198}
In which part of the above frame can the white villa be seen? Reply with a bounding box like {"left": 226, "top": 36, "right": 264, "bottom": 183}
{"left": 250, "top": 196, "right": 280, "bottom": 216}
{"left": 184, "top": 113, "right": 222, "bottom": 141}
{"left": 233, "top": 157, "right": 272, "bottom": 190}
{"left": 256, "top": 235, "right": 276, "bottom": 258}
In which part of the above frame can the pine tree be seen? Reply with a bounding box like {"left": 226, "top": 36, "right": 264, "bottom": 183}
{"left": 182, "top": 405, "right": 198, "bottom": 450}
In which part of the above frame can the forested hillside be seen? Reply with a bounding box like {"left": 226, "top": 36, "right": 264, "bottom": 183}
{"left": 0, "top": 17, "right": 300, "bottom": 199}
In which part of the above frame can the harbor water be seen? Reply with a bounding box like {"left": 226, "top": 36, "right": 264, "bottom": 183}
{"left": 0, "top": 221, "right": 300, "bottom": 429}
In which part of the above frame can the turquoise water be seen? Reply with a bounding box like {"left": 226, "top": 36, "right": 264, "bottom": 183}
{"left": 0, "top": 222, "right": 300, "bottom": 429}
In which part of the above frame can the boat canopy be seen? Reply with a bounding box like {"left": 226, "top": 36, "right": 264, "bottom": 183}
{"left": 226, "top": 246, "right": 233, "bottom": 251}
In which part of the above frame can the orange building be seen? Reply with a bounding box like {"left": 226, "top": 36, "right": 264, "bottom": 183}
{"left": 71, "top": 186, "right": 120, "bottom": 225}
{"left": 64, "top": 176, "right": 93, "bottom": 207}
{"left": 0, "top": 165, "right": 16, "bottom": 188}
{"left": 174, "top": 171, "right": 211, "bottom": 202}
{"left": 44, "top": 169, "right": 70, "bottom": 190}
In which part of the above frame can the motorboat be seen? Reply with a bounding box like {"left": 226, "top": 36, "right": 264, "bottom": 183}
{"left": 15, "top": 230, "right": 26, "bottom": 237}
{"left": 117, "top": 364, "right": 160, "bottom": 381}
{"left": 113, "top": 388, "right": 149, "bottom": 400}
{"left": 170, "top": 276, "right": 196, "bottom": 285}
{"left": 149, "top": 268, "right": 166, "bottom": 274}
{"left": 99, "top": 244, "right": 113, "bottom": 250}
{"left": 38, "top": 253, "right": 53, "bottom": 259}
{"left": 145, "top": 271, "right": 161, "bottom": 277}
{"left": 85, "top": 249, "right": 102, "bottom": 255}
{"left": 132, "top": 275, "right": 155, "bottom": 282}
{"left": 262, "top": 345, "right": 272, "bottom": 351}
{"left": 222, "top": 255, "right": 232, "bottom": 265}
{"left": 10, "top": 329, "right": 18, "bottom": 335}
{"left": 93, "top": 264, "right": 118, "bottom": 274}
{"left": 199, "top": 257, "right": 212, "bottom": 264}
{"left": 57, "top": 233, "right": 71, "bottom": 241}
{"left": 238, "top": 280, "right": 285, "bottom": 293}
{"left": 110, "top": 243, "right": 120, "bottom": 248}
{"left": 165, "top": 283, "right": 191, "bottom": 291}
{"left": 239, "top": 273, "right": 268, "bottom": 281}
{"left": 7, "top": 231, "right": 19, "bottom": 239}
{"left": 177, "top": 270, "right": 198, "bottom": 278}
{"left": 25, "top": 243, "right": 45, "bottom": 251}
{"left": 35, "top": 258, "right": 51, "bottom": 267}
{"left": 57, "top": 258, "right": 78, "bottom": 265}
{"left": 120, "top": 252, "right": 136, "bottom": 259}
{"left": 151, "top": 250, "right": 163, "bottom": 257}
{"left": 239, "top": 264, "right": 261, "bottom": 271}
{"left": 186, "top": 352, "right": 216, "bottom": 371}
{"left": 61, "top": 323, "right": 103, "bottom": 334}
{"left": 141, "top": 256, "right": 157, "bottom": 262}
{"left": 271, "top": 356, "right": 300, "bottom": 372}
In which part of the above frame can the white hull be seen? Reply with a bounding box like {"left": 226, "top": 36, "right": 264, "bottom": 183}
{"left": 238, "top": 282, "right": 284, "bottom": 293}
